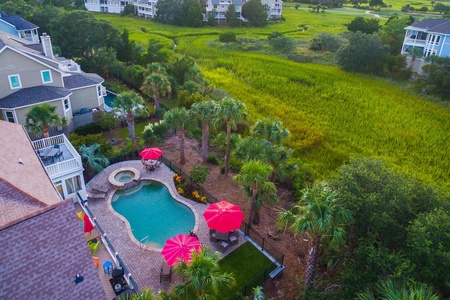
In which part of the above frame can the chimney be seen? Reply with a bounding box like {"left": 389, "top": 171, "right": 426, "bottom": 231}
{"left": 40, "top": 33, "right": 54, "bottom": 59}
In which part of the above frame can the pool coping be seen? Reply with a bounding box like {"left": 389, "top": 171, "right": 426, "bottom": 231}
{"left": 106, "top": 177, "right": 200, "bottom": 253}
{"left": 108, "top": 167, "right": 141, "bottom": 189}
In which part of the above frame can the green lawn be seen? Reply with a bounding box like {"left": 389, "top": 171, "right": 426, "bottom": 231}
{"left": 218, "top": 242, "right": 275, "bottom": 299}
{"left": 117, "top": 121, "right": 149, "bottom": 139}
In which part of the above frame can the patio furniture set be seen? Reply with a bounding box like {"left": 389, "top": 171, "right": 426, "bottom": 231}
{"left": 36, "top": 144, "right": 64, "bottom": 164}
{"left": 210, "top": 229, "right": 239, "bottom": 251}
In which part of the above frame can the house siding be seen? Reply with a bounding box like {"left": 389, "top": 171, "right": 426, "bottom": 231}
{"left": 0, "top": 48, "right": 63, "bottom": 98}
{"left": 0, "top": 20, "right": 17, "bottom": 36}
{"left": 70, "top": 85, "right": 102, "bottom": 113}
{"left": 14, "top": 99, "right": 66, "bottom": 125}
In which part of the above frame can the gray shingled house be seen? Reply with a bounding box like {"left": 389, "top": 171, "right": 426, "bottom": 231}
{"left": 0, "top": 120, "right": 107, "bottom": 300}
{"left": 0, "top": 30, "right": 106, "bottom": 133}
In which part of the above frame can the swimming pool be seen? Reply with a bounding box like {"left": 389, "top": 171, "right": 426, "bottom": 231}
{"left": 104, "top": 91, "right": 116, "bottom": 107}
{"left": 111, "top": 180, "right": 195, "bottom": 248}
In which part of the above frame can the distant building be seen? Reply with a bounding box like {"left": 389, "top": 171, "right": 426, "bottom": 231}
{"left": 0, "top": 120, "right": 106, "bottom": 300}
{"left": 401, "top": 19, "right": 450, "bottom": 72}
{"left": 84, "top": 0, "right": 282, "bottom": 21}
{"left": 0, "top": 11, "right": 39, "bottom": 43}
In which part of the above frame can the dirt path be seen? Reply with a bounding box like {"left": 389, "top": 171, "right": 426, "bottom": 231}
{"left": 159, "top": 135, "right": 307, "bottom": 299}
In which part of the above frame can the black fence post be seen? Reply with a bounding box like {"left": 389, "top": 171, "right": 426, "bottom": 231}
{"left": 261, "top": 238, "right": 265, "bottom": 251}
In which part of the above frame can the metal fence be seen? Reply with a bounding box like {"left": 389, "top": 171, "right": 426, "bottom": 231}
{"left": 77, "top": 193, "right": 139, "bottom": 292}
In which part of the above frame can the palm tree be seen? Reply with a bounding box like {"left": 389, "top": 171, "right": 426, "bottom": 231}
{"left": 277, "top": 182, "right": 353, "bottom": 290}
{"left": 356, "top": 278, "right": 440, "bottom": 300}
{"left": 234, "top": 160, "right": 277, "bottom": 232}
{"left": 141, "top": 73, "right": 171, "bottom": 109}
{"left": 172, "top": 246, "right": 235, "bottom": 300}
{"left": 409, "top": 47, "right": 423, "bottom": 69}
{"left": 25, "top": 103, "right": 66, "bottom": 138}
{"left": 216, "top": 97, "right": 247, "bottom": 176}
{"left": 123, "top": 288, "right": 171, "bottom": 300}
{"left": 79, "top": 143, "right": 109, "bottom": 177}
{"left": 252, "top": 118, "right": 290, "bottom": 145}
{"left": 190, "top": 100, "right": 217, "bottom": 163}
{"left": 113, "top": 91, "right": 147, "bottom": 139}
{"left": 164, "top": 107, "right": 195, "bottom": 165}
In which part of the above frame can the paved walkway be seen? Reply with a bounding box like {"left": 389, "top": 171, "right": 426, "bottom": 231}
{"left": 87, "top": 160, "right": 245, "bottom": 293}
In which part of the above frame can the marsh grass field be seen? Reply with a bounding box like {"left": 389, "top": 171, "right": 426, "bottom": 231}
{"left": 97, "top": 4, "right": 450, "bottom": 189}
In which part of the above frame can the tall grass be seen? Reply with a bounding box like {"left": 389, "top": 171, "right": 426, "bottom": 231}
{"left": 97, "top": 9, "right": 450, "bottom": 189}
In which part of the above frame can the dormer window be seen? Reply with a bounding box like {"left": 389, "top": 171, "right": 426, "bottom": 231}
{"left": 41, "top": 70, "right": 53, "bottom": 84}
{"left": 8, "top": 74, "right": 21, "bottom": 89}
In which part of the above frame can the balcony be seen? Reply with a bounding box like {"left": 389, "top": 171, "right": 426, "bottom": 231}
{"left": 32, "top": 134, "right": 83, "bottom": 179}
{"left": 403, "top": 37, "right": 426, "bottom": 47}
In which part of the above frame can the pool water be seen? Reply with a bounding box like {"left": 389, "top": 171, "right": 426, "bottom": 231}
{"left": 111, "top": 181, "right": 195, "bottom": 248}
{"left": 114, "top": 171, "right": 134, "bottom": 183}
{"left": 104, "top": 92, "right": 116, "bottom": 107}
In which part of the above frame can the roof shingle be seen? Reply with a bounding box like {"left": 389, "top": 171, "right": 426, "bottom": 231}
{"left": 63, "top": 73, "right": 104, "bottom": 89}
{"left": 0, "top": 86, "right": 72, "bottom": 109}
{"left": 0, "top": 11, "right": 38, "bottom": 30}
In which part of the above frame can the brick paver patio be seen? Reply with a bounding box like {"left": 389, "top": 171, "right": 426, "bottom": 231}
{"left": 87, "top": 160, "right": 245, "bottom": 293}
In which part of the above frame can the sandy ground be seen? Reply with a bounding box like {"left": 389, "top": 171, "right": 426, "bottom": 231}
{"left": 159, "top": 135, "right": 307, "bottom": 300}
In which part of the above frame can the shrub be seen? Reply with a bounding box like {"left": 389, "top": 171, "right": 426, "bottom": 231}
{"left": 190, "top": 165, "right": 210, "bottom": 184}
{"left": 219, "top": 32, "right": 237, "bottom": 44}
{"left": 207, "top": 153, "right": 219, "bottom": 164}
{"left": 142, "top": 120, "right": 167, "bottom": 144}
{"left": 74, "top": 122, "right": 103, "bottom": 135}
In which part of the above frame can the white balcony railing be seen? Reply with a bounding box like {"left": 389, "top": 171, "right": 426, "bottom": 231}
{"left": 403, "top": 38, "right": 426, "bottom": 46}
{"left": 32, "top": 134, "right": 83, "bottom": 179}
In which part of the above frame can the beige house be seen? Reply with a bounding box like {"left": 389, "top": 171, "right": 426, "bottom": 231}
{"left": 0, "top": 31, "right": 106, "bottom": 133}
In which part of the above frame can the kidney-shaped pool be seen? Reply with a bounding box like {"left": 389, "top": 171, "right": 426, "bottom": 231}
{"left": 111, "top": 180, "right": 195, "bottom": 248}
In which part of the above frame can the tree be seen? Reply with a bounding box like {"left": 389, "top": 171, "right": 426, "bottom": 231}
{"left": 268, "top": 36, "right": 295, "bottom": 54}
{"left": 380, "top": 16, "right": 413, "bottom": 55}
{"left": 25, "top": 103, "right": 66, "bottom": 138}
{"left": 434, "top": 3, "right": 450, "bottom": 14}
{"left": 186, "top": 2, "right": 203, "bottom": 27}
{"left": 347, "top": 16, "right": 381, "bottom": 34}
{"left": 172, "top": 246, "right": 235, "bottom": 299}
{"left": 155, "top": 0, "right": 183, "bottom": 24}
{"left": 91, "top": 47, "right": 121, "bottom": 79}
{"left": 216, "top": 97, "right": 247, "bottom": 176}
{"left": 225, "top": 4, "right": 239, "bottom": 26}
{"left": 278, "top": 182, "right": 352, "bottom": 290}
{"left": 242, "top": 0, "right": 268, "bottom": 27}
{"left": 234, "top": 160, "right": 276, "bottom": 230}
{"left": 409, "top": 47, "right": 423, "bottom": 67}
{"left": 295, "top": 3, "right": 300, "bottom": 9}
{"left": 369, "top": 0, "right": 384, "bottom": 9}
{"left": 0, "top": 0, "right": 34, "bottom": 17}
{"left": 79, "top": 143, "right": 110, "bottom": 174}
{"left": 356, "top": 278, "right": 440, "bottom": 300}
{"left": 190, "top": 100, "right": 218, "bottom": 163}
{"left": 50, "top": 10, "right": 120, "bottom": 60}
{"left": 219, "top": 32, "right": 237, "bottom": 44}
{"left": 112, "top": 91, "right": 147, "bottom": 139}
{"left": 28, "top": 5, "right": 62, "bottom": 37}
{"left": 419, "top": 56, "right": 450, "bottom": 100}
{"left": 164, "top": 108, "right": 195, "bottom": 164}
{"left": 336, "top": 32, "right": 389, "bottom": 74}
{"left": 141, "top": 73, "right": 171, "bottom": 108}
{"left": 407, "top": 209, "right": 450, "bottom": 295}
{"left": 99, "top": 111, "right": 117, "bottom": 135}
{"left": 309, "top": 32, "right": 342, "bottom": 52}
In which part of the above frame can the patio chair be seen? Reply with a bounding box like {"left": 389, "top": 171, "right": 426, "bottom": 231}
{"left": 88, "top": 240, "right": 100, "bottom": 256}
{"left": 209, "top": 230, "right": 217, "bottom": 242}
{"left": 229, "top": 234, "right": 238, "bottom": 246}
{"left": 160, "top": 261, "right": 172, "bottom": 283}
{"left": 154, "top": 161, "right": 162, "bottom": 169}
{"left": 218, "top": 240, "right": 230, "bottom": 252}
{"left": 55, "top": 150, "right": 64, "bottom": 161}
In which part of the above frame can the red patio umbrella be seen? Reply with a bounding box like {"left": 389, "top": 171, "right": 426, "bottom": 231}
{"left": 83, "top": 214, "right": 95, "bottom": 233}
{"left": 161, "top": 234, "right": 202, "bottom": 266}
{"left": 203, "top": 200, "right": 245, "bottom": 233}
{"left": 139, "top": 147, "right": 164, "bottom": 160}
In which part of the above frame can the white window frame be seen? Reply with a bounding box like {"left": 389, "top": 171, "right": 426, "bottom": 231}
{"left": 41, "top": 70, "right": 53, "bottom": 84}
{"left": 63, "top": 98, "right": 70, "bottom": 111}
{"left": 8, "top": 74, "right": 22, "bottom": 89}
{"left": 4, "top": 110, "right": 16, "bottom": 123}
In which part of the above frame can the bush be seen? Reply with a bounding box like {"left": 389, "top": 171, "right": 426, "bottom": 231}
{"left": 219, "top": 32, "right": 237, "bottom": 44}
{"left": 142, "top": 120, "right": 167, "bottom": 144}
{"left": 269, "top": 36, "right": 295, "bottom": 54}
{"left": 309, "top": 32, "right": 342, "bottom": 52}
{"left": 207, "top": 153, "right": 220, "bottom": 164}
{"left": 74, "top": 122, "right": 103, "bottom": 135}
{"left": 190, "top": 165, "right": 210, "bottom": 184}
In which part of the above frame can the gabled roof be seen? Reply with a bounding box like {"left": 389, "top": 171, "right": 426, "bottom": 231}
{"left": 63, "top": 73, "right": 104, "bottom": 89}
{"left": 0, "top": 86, "right": 72, "bottom": 109}
{"left": 0, "top": 200, "right": 107, "bottom": 300}
{"left": 0, "top": 121, "right": 61, "bottom": 215}
{"left": 0, "top": 11, "right": 38, "bottom": 30}
{"left": 409, "top": 19, "right": 450, "bottom": 35}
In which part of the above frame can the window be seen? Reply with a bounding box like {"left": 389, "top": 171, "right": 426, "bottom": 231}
{"left": 435, "top": 36, "right": 441, "bottom": 45}
{"left": 97, "top": 85, "right": 102, "bottom": 97}
{"left": 8, "top": 74, "right": 21, "bottom": 89}
{"left": 64, "top": 98, "right": 70, "bottom": 110}
{"left": 4, "top": 111, "right": 15, "bottom": 123}
{"left": 54, "top": 181, "right": 64, "bottom": 198}
{"left": 41, "top": 70, "right": 52, "bottom": 84}
{"left": 65, "top": 176, "right": 82, "bottom": 194}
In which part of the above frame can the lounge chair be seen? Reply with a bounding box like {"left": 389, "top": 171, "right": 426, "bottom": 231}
{"left": 160, "top": 261, "right": 172, "bottom": 283}
{"left": 87, "top": 191, "right": 106, "bottom": 200}
{"left": 90, "top": 184, "right": 109, "bottom": 194}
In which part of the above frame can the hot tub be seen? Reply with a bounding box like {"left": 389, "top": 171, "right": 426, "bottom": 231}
{"left": 109, "top": 167, "right": 140, "bottom": 190}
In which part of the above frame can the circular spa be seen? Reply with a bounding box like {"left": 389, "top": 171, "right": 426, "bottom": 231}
{"left": 111, "top": 180, "right": 195, "bottom": 248}
{"left": 109, "top": 167, "right": 140, "bottom": 189}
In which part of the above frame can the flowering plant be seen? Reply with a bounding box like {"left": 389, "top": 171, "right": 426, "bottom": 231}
{"left": 173, "top": 173, "right": 207, "bottom": 204}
